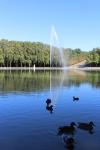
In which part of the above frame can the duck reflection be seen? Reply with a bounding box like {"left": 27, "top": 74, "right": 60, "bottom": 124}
{"left": 63, "top": 136, "right": 76, "bottom": 150}
{"left": 46, "top": 98, "right": 53, "bottom": 114}
{"left": 46, "top": 105, "right": 53, "bottom": 113}
{"left": 58, "top": 122, "right": 76, "bottom": 135}
{"left": 78, "top": 121, "right": 95, "bottom": 134}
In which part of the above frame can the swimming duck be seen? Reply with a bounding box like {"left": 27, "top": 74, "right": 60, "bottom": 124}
{"left": 58, "top": 122, "right": 76, "bottom": 135}
{"left": 78, "top": 121, "right": 95, "bottom": 132}
{"left": 46, "top": 98, "right": 51, "bottom": 105}
{"left": 73, "top": 96, "right": 79, "bottom": 101}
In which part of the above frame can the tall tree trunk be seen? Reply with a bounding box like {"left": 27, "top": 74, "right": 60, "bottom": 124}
{"left": 10, "top": 61, "right": 11, "bottom": 68}
{"left": 21, "top": 62, "right": 22, "bottom": 67}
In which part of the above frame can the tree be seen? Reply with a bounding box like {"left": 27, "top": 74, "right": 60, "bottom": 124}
{"left": 0, "top": 48, "right": 4, "bottom": 66}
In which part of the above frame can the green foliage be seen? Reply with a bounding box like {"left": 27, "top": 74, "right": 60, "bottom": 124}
{"left": 65, "top": 48, "right": 87, "bottom": 65}
{"left": 0, "top": 48, "right": 4, "bottom": 66}
{"left": 0, "top": 40, "right": 50, "bottom": 67}
{"left": 0, "top": 39, "right": 88, "bottom": 67}
{"left": 86, "top": 48, "right": 100, "bottom": 66}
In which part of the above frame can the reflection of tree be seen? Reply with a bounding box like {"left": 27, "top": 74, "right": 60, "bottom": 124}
{"left": 0, "top": 70, "right": 100, "bottom": 93}
{"left": 86, "top": 71, "right": 100, "bottom": 88}
{"left": 50, "top": 70, "right": 100, "bottom": 89}
{"left": 0, "top": 71, "right": 50, "bottom": 92}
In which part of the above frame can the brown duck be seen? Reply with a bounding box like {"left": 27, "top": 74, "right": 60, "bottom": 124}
{"left": 58, "top": 122, "right": 76, "bottom": 135}
{"left": 78, "top": 121, "right": 95, "bottom": 133}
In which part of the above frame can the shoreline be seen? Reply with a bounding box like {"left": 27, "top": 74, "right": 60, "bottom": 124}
{"left": 0, "top": 67, "right": 100, "bottom": 71}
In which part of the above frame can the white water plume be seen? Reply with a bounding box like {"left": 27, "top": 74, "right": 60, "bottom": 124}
{"left": 50, "top": 26, "right": 66, "bottom": 67}
{"left": 49, "top": 26, "right": 68, "bottom": 107}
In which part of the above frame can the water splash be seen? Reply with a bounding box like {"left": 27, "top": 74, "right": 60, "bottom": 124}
{"left": 50, "top": 26, "right": 66, "bottom": 67}
{"left": 49, "top": 26, "right": 68, "bottom": 106}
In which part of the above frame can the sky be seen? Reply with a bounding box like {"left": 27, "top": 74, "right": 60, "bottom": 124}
{"left": 0, "top": 0, "right": 100, "bottom": 51}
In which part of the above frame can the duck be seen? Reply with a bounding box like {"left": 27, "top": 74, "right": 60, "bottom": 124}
{"left": 46, "top": 105, "right": 53, "bottom": 113}
{"left": 46, "top": 98, "right": 51, "bottom": 105}
{"left": 78, "top": 121, "right": 95, "bottom": 132}
{"left": 73, "top": 96, "right": 79, "bottom": 101}
{"left": 58, "top": 122, "right": 76, "bottom": 135}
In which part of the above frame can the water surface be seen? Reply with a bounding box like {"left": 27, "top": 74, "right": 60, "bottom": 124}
{"left": 0, "top": 70, "right": 100, "bottom": 150}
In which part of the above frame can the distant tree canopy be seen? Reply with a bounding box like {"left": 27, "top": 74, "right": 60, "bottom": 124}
{"left": 0, "top": 39, "right": 96, "bottom": 67}
{"left": 86, "top": 48, "right": 100, "bottom": 67}
{"left": 65, "top": 48, "right": 87, "bottom": 65}
{"left": 0, "top": 39, "right": 50, "bottom": 67}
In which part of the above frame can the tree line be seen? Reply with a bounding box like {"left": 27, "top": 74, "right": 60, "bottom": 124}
{"left": 0, "top": 39, "right": 50, "bottom": 67}
{"left": 86, "top": 48, "right": 100, "bottom": 67}
{"left": 0, "top": 39, "right": 92, "bottom": 67}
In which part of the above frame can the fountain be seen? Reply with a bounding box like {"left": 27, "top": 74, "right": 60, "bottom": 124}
{"left": 50, "top": 26, "right": 66, "bottom": 68}
{"left": 49, "top": 26, "right": 67, "bottom": 106}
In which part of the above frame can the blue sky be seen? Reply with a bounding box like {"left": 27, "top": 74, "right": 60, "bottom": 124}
{"left": 0, "top": 0, "right": 100, "bottom": 51}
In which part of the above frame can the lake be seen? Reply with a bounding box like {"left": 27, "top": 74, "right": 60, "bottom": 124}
{"left": 0, "top": 70, "right": 100, "bottom": 150}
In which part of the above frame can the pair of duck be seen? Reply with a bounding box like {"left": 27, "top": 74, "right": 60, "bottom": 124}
{"left": 58, "top": 121, "right": 95, "bottom": 135}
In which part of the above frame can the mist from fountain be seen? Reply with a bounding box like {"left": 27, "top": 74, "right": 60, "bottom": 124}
{"left": 49, "top": 70, "right": 66, "bottom": 106}
{"left": 49, "top": 26, "right": 67, "bottom": 106}
{"left": 50, "top": 26, "right": 66, "bottom": 68}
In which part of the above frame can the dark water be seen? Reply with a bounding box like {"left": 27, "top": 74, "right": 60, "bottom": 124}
{"left": 0, "top": 70, "right": 100, "bottom": 150}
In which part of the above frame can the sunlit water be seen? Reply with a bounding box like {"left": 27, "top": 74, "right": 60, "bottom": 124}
{"left": 0, "top": 70, "right": 100, "bottom": 150}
